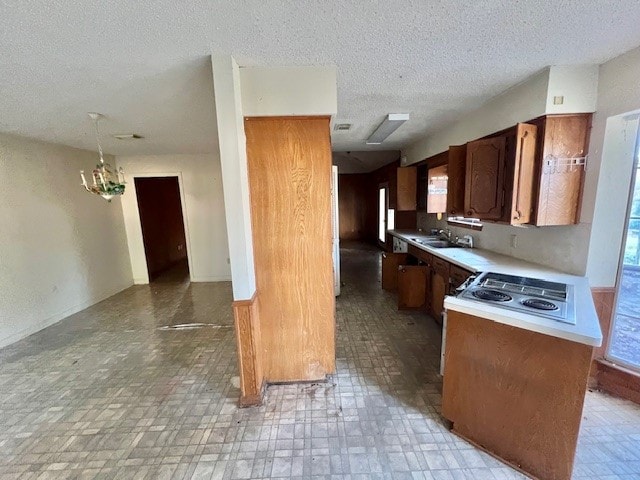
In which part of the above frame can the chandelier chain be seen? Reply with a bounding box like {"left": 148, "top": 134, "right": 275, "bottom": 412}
{"left": 92, "top": 115, "right": 105, "bottom": 164}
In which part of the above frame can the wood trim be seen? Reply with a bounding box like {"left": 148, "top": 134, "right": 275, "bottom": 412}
{"left": 593, "top": 359, "right": 640, "bottom": 405}
{"left": 590, "top": 287, "right": 616, "bottom": 359}
{"left": 232, "top": 292, "right": 264, "bottom": 407}
{"left": 245, "top": 115, "right": 332, "bottom": 121}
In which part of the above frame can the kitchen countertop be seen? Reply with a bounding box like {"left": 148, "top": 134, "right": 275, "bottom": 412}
{"left": 388, "top": 230, "right": 603, "bottom": 347}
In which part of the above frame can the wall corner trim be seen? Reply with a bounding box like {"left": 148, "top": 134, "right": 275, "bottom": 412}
{"left": 232, "top": 291, "right": 264, "bottom": 407}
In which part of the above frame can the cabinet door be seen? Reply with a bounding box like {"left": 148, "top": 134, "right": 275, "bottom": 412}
{"left": 509, "top": 123, "right": 538, "bottom": 225}
{"left": 396, "top": 167, "right": 417, "bottom": 211}
{"left": 447, "top": 145, "right": 467, "bottom": 216}
{"left": 535, "top": 114, "right": 592, "bottom": 226}
{"left": 449, "top": 265, "right": 473, "bottom": 294}
{"left": 431, "top": 270, "right": 448, "bottom": 325}
{"left": 398, "top": 265, "right": 428, "bottom": 310}
{"left": 382, "top": 252, "right": 407, "bottom": 291}
{"left": 464, "top": 137, "right": 506, "bottom": 219}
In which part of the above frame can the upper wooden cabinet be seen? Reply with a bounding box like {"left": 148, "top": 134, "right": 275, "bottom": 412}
{"left": 442, "top": 114, "right": 589, "bottom": 226}
{"left": 464, "top": 136, "right": 506, "bottom": 220}
{"left": 464, "top": 123, "right": 538, "bottom": 224}
{"left": 446, "top": 145, "right": 467, "bottom": 216}
{"left": 530, "top": 114, "right": 592, "bottom": 226}
{"left": 504, "top": 123, "right": 538, "bottom": 225}
{"left": 396, "top": 167, "right": 417, "bottom": 211}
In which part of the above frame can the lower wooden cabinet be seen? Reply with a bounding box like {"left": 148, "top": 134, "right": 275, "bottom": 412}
{"left": 381, "top": 252, "right": 407, "bottom": 291}
{"left": 449, "top": 265, "right": 474, "bottom": 294}
{"left": 388, "top": 241, "right": 475, "bottom": 324}
{"left": 430, "top": 269, "right": 448, "bottom": 324}
{"left": 398, "top": 265, "right": 429, "bottom": 310}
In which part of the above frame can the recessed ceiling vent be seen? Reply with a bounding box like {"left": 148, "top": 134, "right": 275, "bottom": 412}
{"left": 334, "top": 123, "right": 352, "bottom": 131}
{"left": 113, "top": 134, "right": 144, "bottom": 140}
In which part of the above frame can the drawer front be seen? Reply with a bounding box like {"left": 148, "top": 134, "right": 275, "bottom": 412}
{"left": 450, "top": 265, "right": 473, "bottom": 286}
{"left": 408, "top": 245, "right": 432, "bottom": 265}
{"left": 432, "top": 256, "right": 450, "bottom": 276}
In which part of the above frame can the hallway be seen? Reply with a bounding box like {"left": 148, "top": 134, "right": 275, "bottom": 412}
{"left": 0, "top": 244, "right": 639, "bottom": 479}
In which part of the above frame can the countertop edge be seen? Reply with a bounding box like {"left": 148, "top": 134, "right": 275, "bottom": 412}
{"left": 444, "top": 297, "right": 602, "bottom": 347}
{"left": 389, "top": 230, "right": 603, "bottom": 347}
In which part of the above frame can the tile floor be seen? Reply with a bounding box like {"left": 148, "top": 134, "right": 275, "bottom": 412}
{"left": 1, "top": 244, "right": 639, "bottom": 479}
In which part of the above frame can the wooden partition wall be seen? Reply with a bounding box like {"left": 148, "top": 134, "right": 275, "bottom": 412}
{"left": 244, "top": 116, "right": 336, "bottom": 384}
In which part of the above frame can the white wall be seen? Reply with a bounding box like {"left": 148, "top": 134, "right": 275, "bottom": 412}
{"left": 240, "top": 66, "right": 338, "bottom": 117}
{"left": 212, "top": 57, "right": 339, "bottom": 300}
{"left": 212, "top": 55, "right": 257, "bottom": 300}
{"left": 417, "top": 213, "right": 590, "bottom": 276}
{"left": 117, "top": 154, "right": 231, "bottom": 284}
{"left": 585, "top": 46, "right": 640, "bottom": 287}
{"left": 545, "top": 65, "right": 599, "bottom": 115}
{"left": 405, "top": 65, "right": 599, "bottom": 276}
{"left": 402, "top": 69, "right": 550, "bottom": 164}
{"left": 0, "top": 133, "right": 132, "bottom": 348}
{"left": 403, "top": 65, "right": 598, "bottom": 165}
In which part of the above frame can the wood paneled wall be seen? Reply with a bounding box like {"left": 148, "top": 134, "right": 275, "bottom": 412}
{"left": 590, "top": 287, "right": 640, "bottom": 405}
{"left": 338, "top": 174, "right": 373, "bottom": 241}
{"left": 337, "top": 160, "right": 417, "bottom": 243}
{"left": 245, "top": 116, "right": 336, "bottom": 383}
{"left": 591, "top": 288, "right": 616, "bottom": 359}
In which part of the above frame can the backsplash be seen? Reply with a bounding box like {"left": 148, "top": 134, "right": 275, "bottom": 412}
{"left": 416, "top": 212, "right": 590, "bottom": 276}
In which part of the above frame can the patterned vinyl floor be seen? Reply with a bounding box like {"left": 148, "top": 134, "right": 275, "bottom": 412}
{"left": 0, "top": 244, "right": 639, "bottom": 479}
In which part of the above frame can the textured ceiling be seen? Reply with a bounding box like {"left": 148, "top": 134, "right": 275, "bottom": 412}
{"left": 333, "top": 151, "right": 400, "bottom": 174}
{"left": 2, "top": 1, "right": 640, "bottom": 156}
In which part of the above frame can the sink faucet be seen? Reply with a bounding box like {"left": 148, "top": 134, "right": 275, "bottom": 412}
{"left": 438, "top": 228, "right": 452, "bottom": 241}
{"left": 457, "top": 234, "right": 474, "bottom": 249}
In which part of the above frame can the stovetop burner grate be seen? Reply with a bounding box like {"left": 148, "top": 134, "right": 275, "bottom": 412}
{"left": 472, "top": 289, "right": 512, "bottom": 302}
{"left": 521, "top": 298, "right": 559, "bottom": 311}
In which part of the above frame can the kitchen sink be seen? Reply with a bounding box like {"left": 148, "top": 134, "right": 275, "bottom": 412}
{"left": 410, "top": 237, "right": 460, "bottom": 248}
{"left": 423, "top": 240, "right": 460, "bottom": 248}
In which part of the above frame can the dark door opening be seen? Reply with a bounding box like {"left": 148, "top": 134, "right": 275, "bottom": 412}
{"left": 135, "top": 177, "right": 189, "bottom": 282}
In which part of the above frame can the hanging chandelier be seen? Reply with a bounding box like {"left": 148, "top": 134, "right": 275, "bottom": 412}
{"left": 80, "top": 113, "right": 126, "bottom": 202}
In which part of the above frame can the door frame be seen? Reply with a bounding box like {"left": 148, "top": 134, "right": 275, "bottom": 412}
{"left": 378, "top": 182, "right": 389, "bottom": 249}
{"left": 606, "top": 123, "right": 640, "bottom": 372}
{"left": 128, "top": 172, "right": 194, "bottom": 284}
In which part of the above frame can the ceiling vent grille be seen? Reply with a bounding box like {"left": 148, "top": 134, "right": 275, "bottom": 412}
{"left": 334, "top": 123, "right": 352, "bottom": 131}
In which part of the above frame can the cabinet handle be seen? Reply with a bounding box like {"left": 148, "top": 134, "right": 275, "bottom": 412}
{"left": 513, "top": 210, "right": 521, "bottom": 220}
{"left": 467, "top": 211, "right": 473, "bottom": 216}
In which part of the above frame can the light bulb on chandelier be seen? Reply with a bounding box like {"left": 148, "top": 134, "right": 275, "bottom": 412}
{"left": 80, "top": 113, "right": 126, "bottom": 202}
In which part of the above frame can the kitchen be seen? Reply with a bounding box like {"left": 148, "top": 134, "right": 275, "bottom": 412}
{"left": 335, "top": 71, "right": 629, "bottom": 479}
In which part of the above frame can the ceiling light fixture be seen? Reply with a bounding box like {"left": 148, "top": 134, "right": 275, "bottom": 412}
{"left": 80, "top": 113, "right": 126, "bottom": 202}
{"left": 366, "top": 113, "right": 410, "bottom": 145}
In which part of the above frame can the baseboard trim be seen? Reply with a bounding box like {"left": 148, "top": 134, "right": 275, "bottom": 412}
{"left": 593, "top": 358, "right": 640, "bottom": 405}
{"left": 191, "top": 275, "right": 232, "bottom": 282}
{"left": 0, "top": 280, "right": 134, "bottom": 350}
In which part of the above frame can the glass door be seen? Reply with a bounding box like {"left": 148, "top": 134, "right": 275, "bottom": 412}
{"left": 378, "top": 186, "right": 387, "bottom": 243}
{"left": 608, "top": 150, "right": 640, "bottom": 371}
{"left": 378, "top": 184, "right": 395, "bottom": 247}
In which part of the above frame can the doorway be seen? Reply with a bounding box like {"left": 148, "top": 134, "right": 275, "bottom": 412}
{"left": 134, "top": 177, "right": 189, "bottom": 282}
{"left": 608, "top": 136, "right": 640, "bottom": 372}
{"left": 378, "top": 184, "right": 395, "bottom": 248}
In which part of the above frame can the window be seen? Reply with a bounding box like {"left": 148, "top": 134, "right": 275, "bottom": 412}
{"left": 607, "top": 158, "right": 640, "bottom": 371}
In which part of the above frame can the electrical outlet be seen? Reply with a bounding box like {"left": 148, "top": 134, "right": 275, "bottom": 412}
{"left": 510, "top": 234, "right": 518, "bottom": 248}
{"left": 553, "top": 95, "right": 564, "bottom": 105}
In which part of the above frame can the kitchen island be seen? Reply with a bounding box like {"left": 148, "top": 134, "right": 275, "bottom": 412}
{"left": 388, "top": 230, "right": 602, "bottom": 480}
